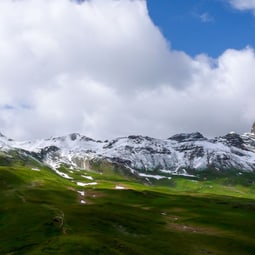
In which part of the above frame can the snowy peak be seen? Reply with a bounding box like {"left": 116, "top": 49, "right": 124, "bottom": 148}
{"left": 0, "top": 132, "right": 12, "bottom": 151}
{"left": 0, "top": 132, "right": 15, "bottom": 142}
{"left": 103, "top": 135, "right": 159, "bottom": 150}
{"left": 0, "top": 132, "right": 9, "bottom": 141}
{"left": 9, "top": 133, "right": 103, "bottom": 153}
{"left": 52, "top": 133, "right": 97, "bottom": 143}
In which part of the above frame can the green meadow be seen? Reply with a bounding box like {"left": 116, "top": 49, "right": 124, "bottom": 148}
{"left": 0, "top": 156, "right": 255, "bottom": 255}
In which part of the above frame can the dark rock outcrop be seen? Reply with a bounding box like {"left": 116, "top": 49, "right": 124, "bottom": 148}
{"left": 168, "top": 132, "right": 206, "bottom": 142}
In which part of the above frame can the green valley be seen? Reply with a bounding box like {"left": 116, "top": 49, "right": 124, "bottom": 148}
{"left": 0, "top": 157, "right": 255, "bottom": 255}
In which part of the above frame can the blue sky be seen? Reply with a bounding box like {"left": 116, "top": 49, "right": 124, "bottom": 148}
{"left": 147, "top": 0, "right": 255, "bottom": 57}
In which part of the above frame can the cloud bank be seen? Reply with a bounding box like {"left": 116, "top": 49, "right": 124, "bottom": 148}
{"left": 0, "top": 0, "right": 255, "bottom": 140}
{"left": 229, "top": 0, "right": 255, "bottom": 12}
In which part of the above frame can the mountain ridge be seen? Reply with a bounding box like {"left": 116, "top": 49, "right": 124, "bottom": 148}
{"left": 1, "top": 126, "right": 255, "bottom": 180}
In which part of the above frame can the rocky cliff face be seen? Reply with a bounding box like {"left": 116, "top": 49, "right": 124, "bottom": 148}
{"left": 1, "top": 127, "right": 255, "bottom": 177}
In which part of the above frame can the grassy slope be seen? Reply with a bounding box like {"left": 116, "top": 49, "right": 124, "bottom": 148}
{"left": 0, "top": 159, "right": 255, "bottom": 255}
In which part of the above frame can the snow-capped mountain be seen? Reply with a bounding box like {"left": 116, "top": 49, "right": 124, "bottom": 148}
{"left": 1, "top": 126, "right": 255, "bottom": 177}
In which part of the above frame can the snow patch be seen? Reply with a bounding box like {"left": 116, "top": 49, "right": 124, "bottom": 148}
{"left": 31, "top": 168, "right": 40, "bottom": 171}
{"left": 77, "top": 182, "right": 98, "bottom": 187}
{"left": 115, "top": 185, "right": 126, "bottom": 190}
{"left": 160, "top": 169, "right": 172, "bottom": 174}
{"left": 138, "top": 173, "right": 167, "bottom": 180}
{"left": 81, "top": 175, "right": 94, "bottom": 180}
{"left": 54, "top": 169, "right": 73, "bottom": 179}
{"left": 77, "top": 191, "right": 85, "bottom": 196}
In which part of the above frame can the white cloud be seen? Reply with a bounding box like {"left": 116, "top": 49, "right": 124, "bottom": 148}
{"left": 199, "top": 12, "right": 214, "bottom": 23}
{"left": 228, "top": 0, "right": 255, "bottom": 12}
{"left": 0, "top": 0, "right": 255, "bottom": 140}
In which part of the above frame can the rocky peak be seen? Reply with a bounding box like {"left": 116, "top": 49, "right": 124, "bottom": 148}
{"left": 127, "top": 135, "right": 153, "bottom": 144}
{"left": 168, "top": 132, "right": 206, "bottom": 142}
{"left": 218, "top": 133, "right": 245, "bottom": 150}
{"left": 251, "top": 122, "right": 255, "bottom": 134}
{"left": 69, "top": 133, "right": 96, "bottom": 142}
{"left": 51, "top": 133, "right": 95, "bottom": 143}
{"left": 69, "top": 133, "right": 80, "bottom": 141}
{"left": 0, "top": 132, "right": 12, "bottom": 141}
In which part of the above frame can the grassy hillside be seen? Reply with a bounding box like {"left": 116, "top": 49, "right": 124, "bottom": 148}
{"left": 0, "top": 157, "right": 255, "bottom": 255}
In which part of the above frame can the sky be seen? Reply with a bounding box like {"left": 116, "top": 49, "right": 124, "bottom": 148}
{"left": 0, "top": 0, "right": 255, "bottom": 140}
{"left": 147, "top": 0, "right": 255, "bottom": 57}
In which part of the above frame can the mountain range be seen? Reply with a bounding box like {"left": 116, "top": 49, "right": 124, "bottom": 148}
{"left": 1, "top": 123, "right": 255, "bottom": 180}
{"left": 1, "top": 125, "right": 255, "bottom": 255}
